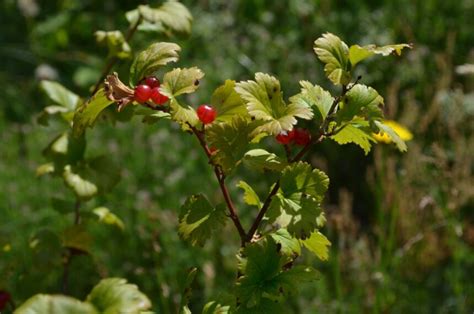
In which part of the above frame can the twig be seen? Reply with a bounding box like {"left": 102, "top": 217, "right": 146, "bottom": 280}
{"left": 188, "top": 124, "right": 247, "bottom": 246}
{"left": 62, "top": 200, "right": 81, "bottom": 294}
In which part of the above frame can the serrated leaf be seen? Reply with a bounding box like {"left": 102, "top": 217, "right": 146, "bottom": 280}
{"left": 211, "top": 80, "right": 248, "bottom": 122}
{"left": 63, "top": 165, "right": 98, "bottom": 201}
{"left": 269, "top": 229, "right": 301, "bottom": 256}
{"left": 206, "top": 117, "right": 262, "bottom": 173}
{"left": 337, "top": 84, "right": 384, "bottom": 123}
{"left": 349, "top": 43, "right": 412, "bottom": 66}
{"left": 267, "top": 162, "right": 329, "bottom": 239}
{"left": 93, "top": 207, "right": 125, "bottom": 230}
{"left": 160, "top": 67, "right": 204, "bottom": 97}
{"left": 72, "top": 89, "right": 114, "bottom": 137}
{"left": 237, "top": 181, "right": 262, "bottom": 207}
{"left": 314, "top": 33, "right": 351, "bottom": 85}
{"left": 374, "top": 120, "right": 408, "bottom": 152}
{"left": 178, "top": 194, "right": 226, "bottom": 246}
{"left": 86, "top": 278, "right": 152, "bottom": 314}
{"left": 235, "top": 73, "right": 313, "bottom": 135}
{"left": 169, "top": 98, "right": 199, "bottom": 127}
{"left": 129, "top": 42, "right": 181, "bottom": 85}
{"left": 330, "top": 122, "right": 376, "bottom": 155}
{"left": 290, "top": 81, "right": 334, "bottom": 120}
{"left": 242, "top": 149, "right": 287, "bottom": 172}
{"left": 15, "top": 294, "right": 98, "bottom": 314}
{"left": 138, "top": 1, "right": 192, "bottom": 34}
{"left": 300, "top": 231, "right": 331, "bottom": 261}
{"left": 40, "top": 80, "right": 80, "bottom": 110}
{"left": 95, "top": 30, "right": 131, "bottom": 59}
{"left": 280, "top": 162, "right": 329, "bottom": 201}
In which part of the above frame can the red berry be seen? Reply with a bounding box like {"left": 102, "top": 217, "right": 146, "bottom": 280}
{"left": 293, "top": 128, "right": 311, "bottom": 146}
{"left": 0, "top": 291, "right": 11, "bottom": 310}
{"left": 197, "top": 104, "right": 217, "bottom": 124}
{"left": 150, "top": 87, "right": 169, "bottom": 105}
{"left": 145, "top": 76, "right": 160, "bottom": 88}
{"left": 276, "top": 129, "right": 295, "bottom": 145}
{"left": 134, "top": 84, "right": 152, "bottom": 103}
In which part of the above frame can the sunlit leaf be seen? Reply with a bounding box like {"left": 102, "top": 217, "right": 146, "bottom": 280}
{"left": 72, "top": 89, "right": 114, "bottom": 137}
{"left": 86, "top": 278, "right": 152, "bottom": 314}
{"left": 300, "top": 231, "right": 331, "bottom": 261}
{"left": 137, "top": 1, "right": 192, "bottom": 34}
{"left": 93, "top": 207, "right": 125, "bottom": 230}
{"left": 129, "top": 42, "right": 181, "bottom": 85}
{"left": 237, "top": 181, "right": 262, "bottom": 207}
{"left": 160, "top": 67, "right": 204, "bottom": 97}
{"left": 242, "top": 149, "right": 287, "bottom": 172}
{"left": 336, "top": 84, "right": 384, "bottom": 122}
{"left": 349, "top": 43, "right": 412, "bottom": 66}
{"left": 314, "top": 33, "right": 351, "bottom": 85}
{"left": 15, "top": 294, "right": 98, "bottom": 314}
{"left": 373, "top": 120, "right": 408, "bottom": 152}
{"left": 62, "top": 165, "right": 98, "bottom": 201}
{"left": 211, "top": 80, "right": 248, "bottom": 122}
{"left": 235, "top": 73, "right": 313, "bottom": 135}
{"left": 169, "top": 98, "right": 199, "bottom": 127}
{"left": 40, "top": 80, "right": 80, "bottom": 110}
{"left": 290, "top": 81, "right": 334, "bottom": 120}
{"left": 330, "top": 121, "right": 376, "bottom": 155}
{"left": 269, "top": 229, "right": 301, "bottom": 256}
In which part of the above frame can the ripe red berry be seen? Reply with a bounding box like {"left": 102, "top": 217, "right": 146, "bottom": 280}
{"left": 293, "top": 128, "right": 311, "bottom": 146}
{"left": 134, "top": 84, "right": 152, "bottom": 103}
{"left": 0, "top": 290, "right": 11, "bottom": 310}
{"left": 276, "top": 129, "right": 295, "bottom": 145}
{"left": 197, "top": 104, "right": 217, "bottom": 124}
{"left": 150, "top": 87, "right": 169, "bottom": 105}
{"left": 145, "top": 76, "right": 160, "bottom": 88}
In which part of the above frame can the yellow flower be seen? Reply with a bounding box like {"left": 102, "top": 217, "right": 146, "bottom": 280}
{"left": 373, "top": 120, "right": 413, "bottom": 143}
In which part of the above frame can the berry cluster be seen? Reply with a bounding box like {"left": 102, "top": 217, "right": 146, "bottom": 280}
{"left": 276, "top": 128, "right": 311, "bottom": 146}
{"left": 134, "top": 76, "right": 169, "bottom": 105}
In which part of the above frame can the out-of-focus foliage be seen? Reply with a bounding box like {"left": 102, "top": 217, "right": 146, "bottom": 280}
{"left": 1, "top": 0, "right": 473, "bottom": 313}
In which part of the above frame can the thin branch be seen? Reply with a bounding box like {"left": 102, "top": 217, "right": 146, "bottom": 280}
{"left": 62, "top": 199, "right": 81, "bottom": 294}
{"left": 188, "top": 124, "right": 247, "bottom": 246}
{"left": 91, "top": 16, "right": 142, "bottom": 95}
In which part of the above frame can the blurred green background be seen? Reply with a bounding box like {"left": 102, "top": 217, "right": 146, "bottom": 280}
{"left": 1, "top": 0, "right": 473, "bottom": 313}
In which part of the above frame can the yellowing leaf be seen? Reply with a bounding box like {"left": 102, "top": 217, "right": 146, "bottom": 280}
{"left": 235, "top": 73, "right": 313, "bottom": 135}
{"left": 300, "top": 231, "right": 331, "bottom": 261}
{"left": 349, "top": 43, "right": 413, "bottom": 66}
{"left": 161, "top": 67, "right": 204, "bottom": 97}
{"left": 314, "top": 33, "right": 351, "bottom": 85}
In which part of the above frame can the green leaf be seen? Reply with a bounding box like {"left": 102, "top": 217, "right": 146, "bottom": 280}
{"left": 36, "top": 162, "right": 55, "bottom": 177}
{"left": 86, "top": 278, "right": 151, "bottom": 314}
{"left": 267, "top": 162, "right": 329, "bottom": 239}
{"left": 169, "top": 98, "right": 199, "bottom": 127}
{"left": 374, "top": 120, "right": 408, "bottom": 152}
{"left": 290, "top": 81, "right": 334, "bottom": 120}
{"left": 15, "top": 294, "right": 98, "bottom": 314}
{"left": 72, "top": 89, "right": 114, "bottom": 137}
{"left": 178, "top": 194, "right": 226, "bottom": 246}
{"left": 330, "top": 121, "right": 376, "bottom": 155}
{"left": 211, "top": 80, "right": 248, "bottom": 122}
{"left": 95, "top": 30, "right": 131, "bottom": 59}
{"left": 40, "top": 80, "right": 80, "bottom": 110}
{"left": 203, "top": 301, "right": 231, "bottom": 314}
{"left": 314, "top": 33, "right": 351, "bottom": 85}
{"left": 280, "top": 162, "right": 329, "bottom": 201}
{"left": 160, "top": 67, "right": 204, "bottom": 97}
{"left": 235, "top": 73, "right": 313, "bottom": 135}
{"left": 349, "top": 43, "right": 413, "bottom": 66}
{"left": 337, "top": 84, "right": 384, "bottom": 123}
{"left": 237, "top": 181, "right": 262, "bottom": 207}
{"left": 93, "top": 207, "right": 125, "bottom": 230}
{"left": 129, "top": 42, "right": 181, "bottom": 85}
{"left": 43, "top": 132, "right": 86, "bottom": 167}
{"left": 62, "top": 225, "right": 92, "bottom": 253}
{"left": 269, "top": 229, "right": 301, "bottom": 256}
{"left": 300, "top": 231, "right": 331, "bottom": 261}
{"left": 63, "top": 165, "right": 98, "bottom": 201}
{"left": 242, "top": 149, "right": 287, "bottom": 172}
{"left": 206, "top": 117, "right": 262, "bottom": 173}
{"left": 137, "top": 1, "right": 192, "bottom": 34}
